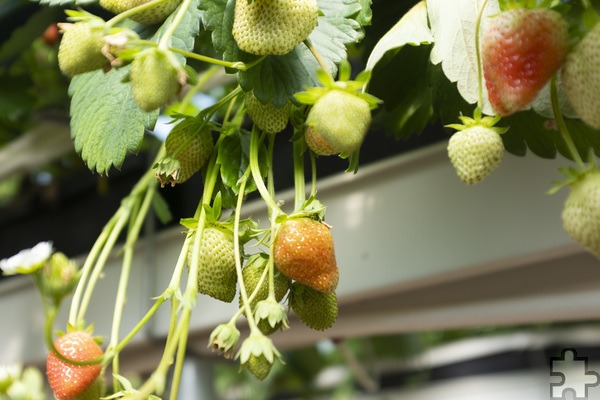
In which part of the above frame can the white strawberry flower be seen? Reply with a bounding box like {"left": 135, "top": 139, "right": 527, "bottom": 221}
{"left": 0, "top": 364, "right": 22, "bottom": 392}
{"left": 0, "top": 242, "right": 53, "bottom": 276}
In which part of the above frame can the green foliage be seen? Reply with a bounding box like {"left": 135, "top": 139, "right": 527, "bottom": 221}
{"left": 200, "top": 0, "right": 368, "bottom": 107}
{"left": 69, "top": 67, "right": 157, "bottom": 174}
{"left": 217, "top": 129, "right": 268, "bottom": 195}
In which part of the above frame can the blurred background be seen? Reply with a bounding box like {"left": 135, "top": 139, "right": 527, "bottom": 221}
{"left": 2, "top": 0, "right": 600, "bottom": 398}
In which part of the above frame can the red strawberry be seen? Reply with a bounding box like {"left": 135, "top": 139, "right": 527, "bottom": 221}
{"left": 46, "top": 331, "right": 104, "bottom": 400}
{"left": 482, "top": 8, "right": 568, "bottom": 116}
{"left": 273, "top": 218, "right": 338, "bottom": 293}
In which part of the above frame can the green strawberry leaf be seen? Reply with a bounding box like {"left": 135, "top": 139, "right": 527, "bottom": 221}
{"left": 217, "top": 130, "right": 268, "bottom": 195}
{"left": 153, "top": 0, "right": 201, "bottom": 65}
{"left": 200, "top": 0, "right": 368, "bottom": 107}
{"left": 427, "top": 0, "right": 500, "bottom": 115}
{"left": 69, "top": 67, "right": 157, "bottom": 174}
{"left": 68, "top": 1, "right": 200, "bottom": 174}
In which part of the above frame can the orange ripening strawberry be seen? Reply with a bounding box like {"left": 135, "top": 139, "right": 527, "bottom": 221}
{"left": 273, "top": 218, "right": 338, "bottom": 293}
{"left": 46, "top": 331, "right": 103, "bottom": 400}
{"left": 482, "top": 8, "right": 568, "bottom": 116}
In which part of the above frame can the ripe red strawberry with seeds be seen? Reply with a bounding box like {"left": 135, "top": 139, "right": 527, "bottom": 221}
{"left": 481, "top": 8, "right": 568, "bottom": 116}
{"left": 46, "top": 331, "right": 104, "bottom": 400}
{"left": 273, "top": 217, "right": 338, "bottom": 293}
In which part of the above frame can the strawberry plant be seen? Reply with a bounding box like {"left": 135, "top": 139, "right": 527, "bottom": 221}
{"left": 2, "top": 0, "right": 600, "bottom": 397}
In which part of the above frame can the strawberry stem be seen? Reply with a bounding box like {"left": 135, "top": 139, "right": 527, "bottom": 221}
{"left": 105, "top": 0, "right": 172, "bottom": 30}
{"left": 158, "top": 0, "right": 193, "bottom": 51}
{"left": 109, "top": 183, "right": 156, "bottom": 382}
{"left": 233, "top": 167, "right": 261, "bottom": 332}
{"left": 304, "top": 39, "right": 332, "bottom": 79}
{"left": 475, "top": 0, "right": 489, "bottom": 110}
{"left": 550, "top": 75, "right": 585, "bottom": 170}
{"left": 293, "top": 139, "right": 306, "bottom": 211}
{"left": 250, "top": 127, "right": 284, "bottom": 216}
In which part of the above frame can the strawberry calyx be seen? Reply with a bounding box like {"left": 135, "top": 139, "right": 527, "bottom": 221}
{"left": 548, "top": 156, "right": 599, "bottom": 195}
{"left": 445, "top": 107, "right": 509, "bottom": 134}
{"left": 294, "top": 60, "right": 381, "bottom": 110}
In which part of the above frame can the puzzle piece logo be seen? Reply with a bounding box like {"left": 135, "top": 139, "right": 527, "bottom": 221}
{"left": 551, "top": 348, "right": 600, "bottom": 399}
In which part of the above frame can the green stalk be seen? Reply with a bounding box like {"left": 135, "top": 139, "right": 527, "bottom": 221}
{"left": 310, "top": 151, "right": 317, "bottom": 198}
{"left": 68, "top": 212, "right": 119, "bottom": 326}
{"left": 158, "top": 0, "right": 193, "bottom": 51}
{"left": 232, "top": 168, "right": 260, "bottom": 332}
{"left": 76, "top": 207, "right": 129, "bottom": 325}
{"left": 250, "top": 127, "right": 283, "bottom": 215}
{"left": 109, "top": 185, "right": 157, "bottom": 385}
{"left": 304, "top": 39, "right": 331, "bottom": 77}
{"left": 178, "top": 66, "right": 221, "bottom": 113}
{"left": 293, "top": 139, "right": 306, "bottom": 211}
{"left": 550, "top": 75, "right": 586, "bottom": 170}
{"left": 105, "top": 0, "right": 171, "bottom": 30}
{"left": 475, "top": 0, "right": 489, "bottom": 110}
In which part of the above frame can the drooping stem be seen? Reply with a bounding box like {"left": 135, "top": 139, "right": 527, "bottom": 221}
{"left": 475, "top": 0, "right": 489, "bottom": 110}
{"left": 233, "top": 168, "right": 260, "bottom": 332}
{"left": 105, "top": 0, "right": 170, "bottom": 29}
{"left": 250, "top": 127, "right": 283, "bottom": 216}
{"left": 304, "top": 39, "right": 331, "bottom": 77}
{"left": 109, "top": 184, "right": 156, "bottom": 384}
{"left": 293, "top": 139, "right": 306, "bottom": 211}
{"left": 158, "top": 0, "right": 193, "bottom": 50}
{"left": 550, "top": 75, "right": 585, "bottom": 170}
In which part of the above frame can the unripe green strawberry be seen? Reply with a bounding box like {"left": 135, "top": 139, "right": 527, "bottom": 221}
{"left": 58, "top": 21, "right": 109, "bottom": 77}
{"left": 232, "top": 0, "right": 318, "bottom": 55}
{"left": 245, "top": 92, "right": 290, "bottom": 133}
{"left": 46, "top": 331, "right": 104, "bottom": 400}
{"left": 562, "top": 170, "right": 600, "bottom": 258}
{"left": 157, "top": 119, "right": 213, "bottom": 186}
{"left": 99, "top": 0, "right": 181, "bottom": 25}
{"left": 447, "top": 125, "right": 504, "bottom": 185}
{"left": 306, "top": 90, "right": 372, "bottom": 154}
{"left": 289, "top": 282, "right": 338, "bottom": 331}
{"left": 130, "top": 48, "right": 184, "bottom": 112}
{"left": 246, "top": 354, "right": 273, "bottom": 380}
{"left": 188, "top": 226, "right": 238, "bottom": 303}
{"left": 240, "top": 256, "right": 290, "bottom": 310}
{"left": 482, "top": 8, "right": 568, "bottom": 116}
{"left": 561, "top": 23, "right": 600, "bottom": 129}
{"left": 273, "top": 217, "right": 338, "bottom": 293}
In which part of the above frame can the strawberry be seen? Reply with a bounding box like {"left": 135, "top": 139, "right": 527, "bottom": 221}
{"left": 562, "top": 170, "right": 600, "bottom": 258}
{"left": 240, "top": 254, "right": 290, "bottom": 335}
{"left": 245, "top": 92, "right": 291, "bottom": 134}
{"left": 232, "top": 0, "right": 318, "bottom": 55}
{"left": 305, "top": 90, "right": 372, "bottom": 155}
{"left": 130, "top": 48, "right": 184, "bottom": 112}
{"left": 561, "top": 23, "right": 600, "bottom": 129}
{"left": 156, "top": 119, "right": 214, "bottom": 186}
{"left": 46, "top": 331, "right": 103, "bottom": 400}
{"left": 482, "top": 8, "right": 568, "bottom": 116}
{"left": 305, "top": 126, "right": 336, "bottom": 156}
{"left": 57, "top": 21, "right": 109, "bottom": 77}
{"left": 273, "top": 217, "right": 338, "bottom": 293}
{"left": 246, "top": 354, "right": 272, "bottom": 380}
{"left": 240, "top": 255, "right": 290, "bottom": 310}
{"left": 446, "top": 111, "right": 507, "bottom": 185}
{"left": 189, "top": 225, "right": 238, "bottom": 303}
{"left": 99, "top": 0, "right": 181, "bottom": 25}
{"left": 43, "top": 23, "right": 60, "bottom": 46}
{"left": 289, "top": 282, "right": 338, "bottom": 331}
